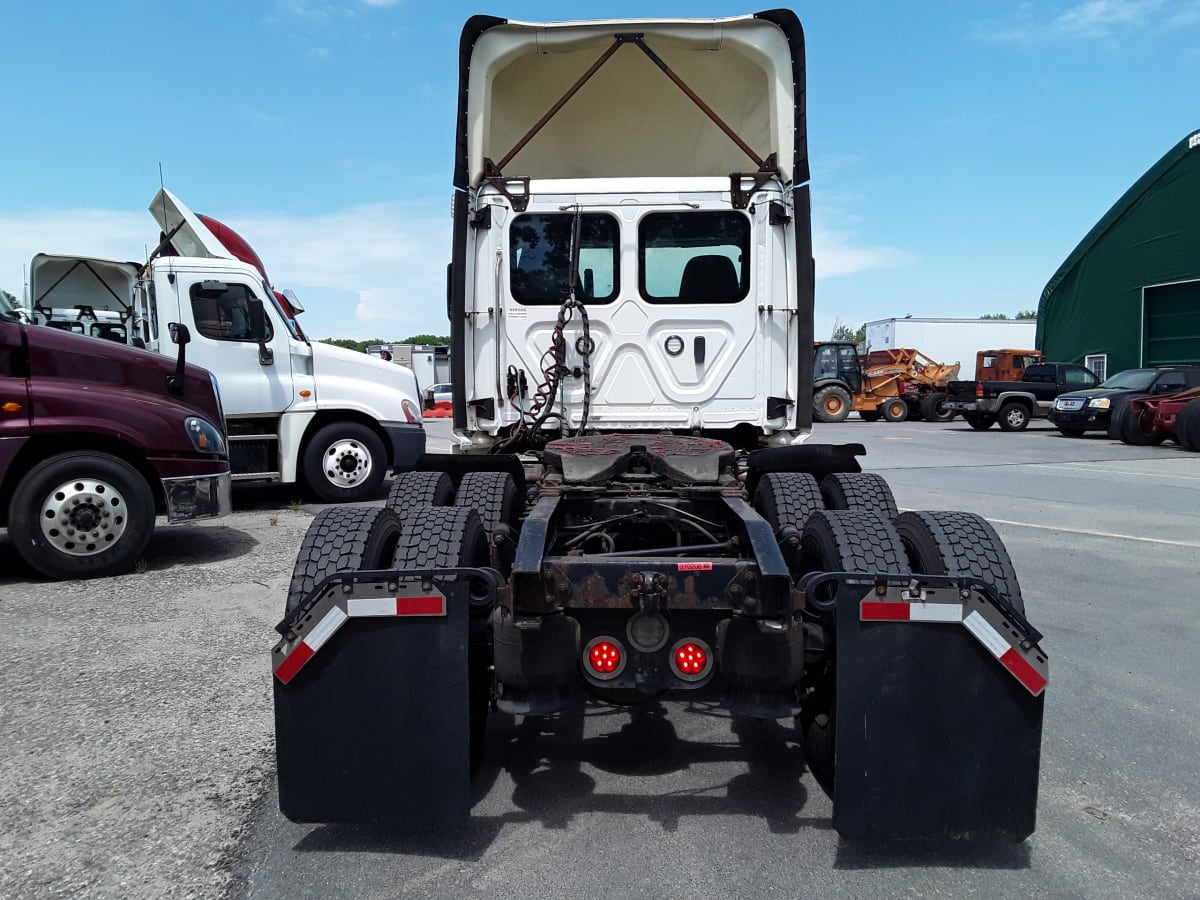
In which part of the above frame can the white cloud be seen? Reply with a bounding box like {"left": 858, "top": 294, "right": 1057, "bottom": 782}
{"left": 0, "top": 203, "right": 452, "bottom": 340}
{"left": 0, "top": 210, "right": 148, "bottom": 304}
{"left": 812, "top": 225, "right": 915, "bottom": 279}
{"left": 975, "top": 0, "right": 1182, "bottom": 43}
{"left": 1054, "top": 0, "right": 1162, "bottom": 36}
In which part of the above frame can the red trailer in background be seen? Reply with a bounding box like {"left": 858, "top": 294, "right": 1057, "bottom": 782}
{"left": 1114, "top": 387, "right": 1200, "bottom": 449}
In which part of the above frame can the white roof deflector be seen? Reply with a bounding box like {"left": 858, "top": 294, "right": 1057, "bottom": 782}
{"left": 148, "top": 188, "right": 231, "bottom": 261}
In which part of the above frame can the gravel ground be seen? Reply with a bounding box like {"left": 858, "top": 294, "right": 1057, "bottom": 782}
{"left": 0, "top": 501, "right": 315, "bottom": 900}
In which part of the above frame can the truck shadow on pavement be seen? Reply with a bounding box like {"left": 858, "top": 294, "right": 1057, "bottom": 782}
{"left": 0, "top": 523, "right": 261, "bottom": 584}
{"left": 288, "top": 700, "right": 1030, "bottom": 870}
{"left": 142, "top": 523, "right": 261, "bottom": 568}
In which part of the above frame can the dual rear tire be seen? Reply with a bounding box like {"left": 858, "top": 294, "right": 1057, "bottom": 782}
{"left": 289, "top": 470, "right": 514, "bottom": 773}
{"left": 787, "top": 500, "right": 1024, "bottom": 794}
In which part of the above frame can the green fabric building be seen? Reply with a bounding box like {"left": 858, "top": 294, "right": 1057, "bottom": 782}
{"left": 1037, "top": 129, "right": 1200, "bottom": 381}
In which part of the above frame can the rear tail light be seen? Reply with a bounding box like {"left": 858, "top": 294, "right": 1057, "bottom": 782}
{"left": 669, "top": 638, "right": 714, "bottom": 682}
{"left": 583, "top": 636, "right": 625, "bottom": 680}
{"left": 402, "top": 399, "right": 421, "bottom": 423}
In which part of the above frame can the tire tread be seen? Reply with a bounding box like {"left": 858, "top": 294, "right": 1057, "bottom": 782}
{"left": 286, "top": 506, "right": 402, "bottom": 613}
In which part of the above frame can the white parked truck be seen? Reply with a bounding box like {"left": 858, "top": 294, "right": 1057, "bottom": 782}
{"left": 29, "top": 190, "right": 425, "bottom": 503}
{"left": 272, "top": 10, "right": 1049, "bottom": 841}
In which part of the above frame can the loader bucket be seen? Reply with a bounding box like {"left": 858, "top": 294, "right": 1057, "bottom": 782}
{"left": 808, "top": 573, "right": 1046, "bottom": 841}
{"left": 271, "top": 567, "right": 498, "bottom": 827}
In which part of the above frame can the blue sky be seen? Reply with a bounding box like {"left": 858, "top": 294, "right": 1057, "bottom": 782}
{"left": 1, "top": 1, "right": 1197, "bottom": 341}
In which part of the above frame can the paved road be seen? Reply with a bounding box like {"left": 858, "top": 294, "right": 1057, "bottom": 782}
{"left": 236, "top": 419, "right": 1200, "bottom": 900}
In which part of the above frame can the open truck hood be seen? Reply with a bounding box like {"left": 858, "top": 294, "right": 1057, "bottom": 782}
{"left": 149, "top": 188, "right": 232, "bottom": 261}
{"left": 29, "top": 253, "right": 139, "bottom": 315}
{"left": 456, "top": 10, "right": 805, "bottom": 187}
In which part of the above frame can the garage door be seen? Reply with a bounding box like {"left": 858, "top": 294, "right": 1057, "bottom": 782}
{"left": 1143, "top": 280, "right": 1200, "bottom": 365}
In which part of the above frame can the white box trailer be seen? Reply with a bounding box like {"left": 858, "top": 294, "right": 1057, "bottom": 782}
{"left": 864, "top": 317, "right": 1037, "bottom": 379}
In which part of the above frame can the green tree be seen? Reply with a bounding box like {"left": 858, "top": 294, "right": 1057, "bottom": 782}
{"left": 1015, "top": 309, "right": 1037, "bottom": 319}
{"left": 830, "top": 317, "right": 866, "bottom": 343}
{"left": 400, "top": 334, "right": 450, "bottom": 345}
{"left": 980, "top": 312, "right": 1009, "bottom": 320}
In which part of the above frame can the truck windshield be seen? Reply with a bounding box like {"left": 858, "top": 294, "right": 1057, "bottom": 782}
{"left": 639, "top": 211, "right": 749, "bottom": 304}
{"left": 510, "top": 213, "right": 619, "bottom": 305}
{"left": 1098, "top": 370, "right": 1155, "bottom": 391}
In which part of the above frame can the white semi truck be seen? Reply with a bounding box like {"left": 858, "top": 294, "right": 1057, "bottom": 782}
{"left": 29, "top": 190, "right": 425, "bottom": 503}
{"left": 272, "top": 10, "right": 1049, "bottom": 841}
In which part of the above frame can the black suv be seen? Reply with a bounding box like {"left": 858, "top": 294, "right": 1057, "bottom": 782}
{"left": 1049, "top": 366, "right": 1200, "bottom": 436}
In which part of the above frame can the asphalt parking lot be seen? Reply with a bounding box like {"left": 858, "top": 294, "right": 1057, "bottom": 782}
{"left": 2, "top": 416, "right": 1198, "bottom": 899}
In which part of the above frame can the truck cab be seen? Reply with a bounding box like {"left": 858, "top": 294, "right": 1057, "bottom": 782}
{"left": 450, "top": 14, "right": 813, "bottom": 451}
{"left": 29, "top": 190, "right": 425, "bottom": 502}
{"left": 1, "top": 291, "right": 231, "bottom": 579}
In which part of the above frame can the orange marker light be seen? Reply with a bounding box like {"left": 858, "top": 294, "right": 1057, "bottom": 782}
{"left": 299, "top": 390, "right": 312, "bottom": 398}
{"left": 2, "top": 402, "right": 20, "bottom": 413}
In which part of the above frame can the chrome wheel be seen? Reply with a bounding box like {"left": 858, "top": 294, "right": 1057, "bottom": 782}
{"left": 321, "top": 437, "right": 374, "bottom": 490}
{"left": 39, "top": 476, "right": 130, "bottom": 556}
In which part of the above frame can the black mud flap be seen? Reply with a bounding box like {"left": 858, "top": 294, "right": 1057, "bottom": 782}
{"left": 807, "top": 573, "right": 1047, "bottom": 842}
{"left": 271, "top": 567, "right": 498, "bottom": 827}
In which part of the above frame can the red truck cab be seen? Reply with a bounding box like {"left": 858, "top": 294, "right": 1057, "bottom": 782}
{"left": 1, "top": 297, "right": 232, "bottom": 579}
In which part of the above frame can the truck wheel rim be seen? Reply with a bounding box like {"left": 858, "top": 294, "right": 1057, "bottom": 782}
{"left": 323, "top": 439, "right": 372, "bottom": 488}
{"left": 39, "top": 477, "right": 129, "bottom": 556}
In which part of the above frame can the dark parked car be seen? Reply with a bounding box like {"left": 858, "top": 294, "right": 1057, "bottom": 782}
{"left": 1048, "top": 366, "right": 1200, "bottom": 436}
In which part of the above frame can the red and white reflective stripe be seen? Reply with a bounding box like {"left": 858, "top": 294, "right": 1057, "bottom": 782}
{"left": 861, "top": 598, "right": 1048, "bottom": 697}
{"left": 861, "top": 601, "right": 963, "bottom": 623}
{"left": 274, "top": 590, "right": 447, "bottom": 684}
{"left": 274, "top": 606, "right": 348, "bottom": 685}
{"left": 346, "top": 595, "right": 446, "bottom": 617}
{"left": 963, "top": 610, "right": 1048, "bottom": 696}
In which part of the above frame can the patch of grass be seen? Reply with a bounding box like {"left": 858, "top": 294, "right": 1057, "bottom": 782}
{"left": 134, "top": 559, "right": 148, "bottom": 575}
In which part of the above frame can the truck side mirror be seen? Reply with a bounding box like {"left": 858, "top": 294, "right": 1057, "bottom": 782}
{"left": 167, "top": 322, "right": 191, "bottom": 394}
{"left": 247, "top": 297, "right": 274, "bottom": 366}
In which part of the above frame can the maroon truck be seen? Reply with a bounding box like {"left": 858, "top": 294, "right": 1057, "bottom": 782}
{"left": 1, "top": 296, "right": 232, "bottom": 579}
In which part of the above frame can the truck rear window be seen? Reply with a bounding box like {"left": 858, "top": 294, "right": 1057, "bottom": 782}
{"left": 639, "top": 211, "right": 750, "bottom": 304}
{"left": 509, "top": 213, "right": 619, "bottom": 305}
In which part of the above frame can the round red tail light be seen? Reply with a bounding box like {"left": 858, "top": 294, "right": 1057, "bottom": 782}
{"left": 583, "top": 637, "right": 626, "bottom": 680}
{"left": 590, "top": 641, "right": 621, "bottom": 673}
{"left": 675, "top": 642, "right": 707, "bottom": 675}
{"left": 670, "top": 638, "right": 713, "bottom": 682}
